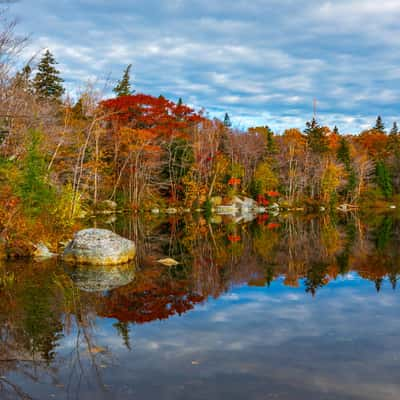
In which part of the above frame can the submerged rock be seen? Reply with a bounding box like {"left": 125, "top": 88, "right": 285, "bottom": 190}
{"left": 62, "top": 228, "right": 136, "bottom": 265}
{"left": 66, "top": 263, "right": 135, "bottom": 292}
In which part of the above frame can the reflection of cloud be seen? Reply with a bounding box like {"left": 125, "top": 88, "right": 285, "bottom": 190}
{"left": 8, "top": 0, "right": 400, "bottom": 132}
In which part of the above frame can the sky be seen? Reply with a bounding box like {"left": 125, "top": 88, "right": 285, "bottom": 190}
{"left": 7, "top": 0, "right": 400, "bottom": 133}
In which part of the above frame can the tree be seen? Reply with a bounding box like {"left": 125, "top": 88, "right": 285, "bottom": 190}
{"left": 113, "top": 64, "right": 134, "bottom": 97}
{"left": 373, "top": 115, "right": 386, "bottom": 133}
{"left": 223, "top": 112, "right": 232, "bottom": 128}
{"left": 304, "top": 118, "right": 328, "bottom": 153}
{"left": 33, "top": 50, "right": 64, "bottom": 101}
{"left": 333, "top": 125, "right": 339, "bottom": 135}
{"left": 375, "top": 161, "right": 392, "bottom": 199}
{"left": 390, "top": 122, "right": 398, "bottom": 136}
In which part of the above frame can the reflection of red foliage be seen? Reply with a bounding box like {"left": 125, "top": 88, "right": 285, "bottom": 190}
{"left": 228, "top": 234, "right": 241, "bottom": 242}
{"left": 267, "top": 223, "right": 280, "bottom": 230}
{"left": 228, "top": 177, "right": 241, "bottom": 185}
{"left": 98, "top": 284, "right": 205, "bottom": 324}
{"left": 257, "top": 214, "right": 269, "bottom": 224}
{"left": 256, "top": 195, "right": 269, "bottom": 206}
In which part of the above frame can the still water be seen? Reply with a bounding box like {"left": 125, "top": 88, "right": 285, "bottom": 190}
{"left": 1, "top": 213, "right": 400, "bottom": 399}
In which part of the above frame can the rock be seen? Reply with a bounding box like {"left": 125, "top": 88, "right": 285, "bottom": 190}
{"left": 34, "top": 243, "right": 56, "bottom": 259}
{"left": 62, "top": 229, "right": 136, "bottom": 265}
{"left": 151, "top": 208, "right": 160, "bottom": 214}
{"left": 65, "top": 263, "right": 135, "bottom": 292}
{"left": 157, "top": 258, "right": 179, "bottom": 266}
{"left": 165, "top": 208, "right": 178, "bottom": 214}
{"left": 389, "top": 205, "right": 396, "bottom": 209}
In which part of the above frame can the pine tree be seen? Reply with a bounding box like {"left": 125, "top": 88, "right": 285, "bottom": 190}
{"left": 177, "top": 97, "right": 183, "bottom": 106}
{"left": 337, "top": 137, "right": 351, "bottom": 167}
{"left": 390, "top": 121, "right": 398, "bottom": 136}
{"left": 113, "top": 64, "right": 134, "bottom": 97}
{"left": 373, "top": 115, "right": 386, "bottom": 133}
{"left": 333, "top": 125, "right": 339, "bottom": 135}
{"left": 304, "top": 117, "right": 328, "bottom": 153}
{"left": 33, "top": 50, "right": 65, "bottom": 101}
{"left": 223, "top": 112, "right": 232, "bottom": 128}
{"left": 375, "top": 161, "right": 393, "bottom": 199}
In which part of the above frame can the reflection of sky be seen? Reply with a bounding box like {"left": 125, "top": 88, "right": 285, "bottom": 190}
{"left": 12, "top": 275, "right": 400, "bottom": 400}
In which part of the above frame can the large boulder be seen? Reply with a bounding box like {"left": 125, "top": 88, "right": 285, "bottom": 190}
{"left": 63, "top": 228, "right": 136, "bottom": 265}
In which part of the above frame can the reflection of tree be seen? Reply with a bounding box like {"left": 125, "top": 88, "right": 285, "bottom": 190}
{"left": 305, "top": 262, "right": 329, "bottom": 297}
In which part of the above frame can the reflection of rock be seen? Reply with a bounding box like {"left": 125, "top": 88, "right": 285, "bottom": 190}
{"left": 62, "top": 229, "right": 136, "bottom": 265}
{"left": 66, "top": 263, "right": 135, "bottom": 292}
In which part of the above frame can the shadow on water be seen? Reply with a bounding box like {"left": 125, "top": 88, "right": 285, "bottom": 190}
{"left": 1, "top": 212, "right": 400, "bottom": 399}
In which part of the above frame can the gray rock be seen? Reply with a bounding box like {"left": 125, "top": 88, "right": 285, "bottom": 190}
{"left": 62, "top": 228, "right": 136, "bottom": 265}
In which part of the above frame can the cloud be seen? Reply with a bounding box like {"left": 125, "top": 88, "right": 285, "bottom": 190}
{"left": 8, "top": 0, "right": 400, "bottom": 132}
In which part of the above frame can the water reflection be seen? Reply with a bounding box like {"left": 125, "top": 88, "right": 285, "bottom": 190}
{"left": 0, "top": 213, "right": 400, "bottom": 399}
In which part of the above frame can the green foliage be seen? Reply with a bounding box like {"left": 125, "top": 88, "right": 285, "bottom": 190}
{"left": 113, "top": 64, "right": 134, "bottom": 97}
{"left": 223, "top": 112, "right": 232, "bottom": 127}
{"left": 373, "top": 115, "right": 386, "bottom": 133}
{"left": 390, "top": 121, "right": 398, "bottom": 136}
{"left": 249, "top": 179, "right": 262, "bottom": 198}
{"left": 375, "top": 161, "right": 393, "bottom": 199}
{"left": 304, "top": 118, "right": 328, "bottom": 153}
{"left": 19, "top": 130, "right": 54, "bottom": 215}
{"left": 33, "top": 50, "right": 65, "bottom": 101}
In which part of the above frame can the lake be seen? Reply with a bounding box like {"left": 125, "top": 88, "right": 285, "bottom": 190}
{"left": 1, "top": 212, "right": 400, "bottom": 399}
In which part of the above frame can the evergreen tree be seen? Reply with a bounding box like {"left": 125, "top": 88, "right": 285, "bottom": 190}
{"left": 390, "top": 121, "right": 398, "bottom": 136}
{"left": 223, "top": 112, "right": 232, "bottom": 128}
{"left": 177, "top": 97, "right": 183, "bottom": 106}
{"left": 337, "top": 137, "right": 351, "bottom": 167}
{"left": 33, "top": 50, "right": 65, "bottom": 101}
{"left": 304, "top": 118, "right": 328, "bottom": 153}
{"left": 375, "top": 161, "right": 393, "bottom": 199}
{"left": 113, "top": 64, "right": 134, "bottom": 97}
{"left": 373, "top": 115, "right": 386, "bottom": 133}
{"left": 333, "top": 125, "right": 339, "bottom": 135}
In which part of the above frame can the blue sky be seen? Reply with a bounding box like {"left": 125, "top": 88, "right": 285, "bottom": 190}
{"left": 9, "top": 0, "right": 400, "bottom": 132}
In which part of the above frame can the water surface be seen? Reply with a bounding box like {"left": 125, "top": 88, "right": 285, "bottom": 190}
{"left": 1, "top": 213, "right": 400, "bottom": 399}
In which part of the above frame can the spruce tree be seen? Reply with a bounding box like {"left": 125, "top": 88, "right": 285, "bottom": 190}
{"left": 223, "top": 112, "right": 232, "bottom": 128}
{"left": 390, "top": 121, "right": 398, "bottom": 136}
{"left": 373, "top": 115, "right": 386, "bottom": 133}
{"left": 177, "top": 97, "right": 183, "bottom": 106}
{"left": 304, "top": 117, "right": 328, "bottom": 153}
{"left": 113, "top": 64, "right": 134, "bottom": 97}
{"left": 33, "top": 50, "right": 65, "bottom": 101}
{"left": 333, "top": 125, "right": 339, "bottom": 135}
{"left": 375, "top": 161, "right": 393, "bottom": 199}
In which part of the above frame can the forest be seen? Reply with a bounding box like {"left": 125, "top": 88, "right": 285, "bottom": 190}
{"left": 0, "top": 9, "right": 400, "bottom": 257}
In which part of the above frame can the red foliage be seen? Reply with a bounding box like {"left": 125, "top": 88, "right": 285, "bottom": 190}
{"left": 101, "top": 94, "right": 203, "bottom": 138}
{"left": 256, "top": 195, "right": 269, "bottom": 206}
{"left": 266, "top": 191, "right": 280, "bottom": 197}
{"left": 228, "top": 177, "right": 241, "bottom": 185}
{"left": 267, "top": 223, "right": 280, "bottom": 230}
{"left": 227, "top": 234, "right": 241, "bottom": 243}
